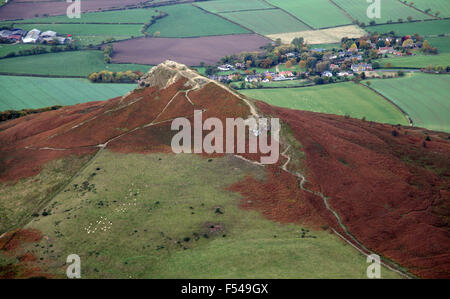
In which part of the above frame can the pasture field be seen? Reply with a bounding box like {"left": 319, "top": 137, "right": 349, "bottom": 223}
{"left": 334, "top": 0, "right": 433, "bottom": 24}
{"left": 220, "top": 9, "right": 310, "bottom": 35}
{"left": 267, "top": 0, "right": 352, "bottom": 28}
{"left": 241, "top": 82, "right": 409, "bottom": 125}
{"left": 0, "top": 75, "right": 136, "bottom": 111}
{"left": 145, "top": 4, "right": 249, "bottom": 37}
{"left": 195, "top": 0, "right": 273, "bottom": 13}
{"left": 11, "top": 8, "right": 159, "bottom": 24}
{"left": 377, "top": 53, "right": 450, "bottom": 68}
{"left": 426, "top": 36, "right": 450, "bottom": 53}
{"left": 0, "top": 51, "right": 151, "bottom": 76}
{"left": 0, "top": 43, "right": 51, "bottom": 58}
{"left": 408, "top": 0, "right": 450, "bottom": 18}
{"left": 267, "top": 25, "right": 366, "bottom": 45}
{"left": 367, "top": 73, "right": 450, "bottom": 132}
{"left": 366, "top": 19, "right": 450, "bottom": 36}
{"left": 13, "top": 151, "right": 403, "bottom": 278}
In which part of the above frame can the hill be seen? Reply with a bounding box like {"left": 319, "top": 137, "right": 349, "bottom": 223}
{"left": 0, "top": 61, "right": 448, "bottom": 279}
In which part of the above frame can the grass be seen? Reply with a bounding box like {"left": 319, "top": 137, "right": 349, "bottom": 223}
{"left": 0, "top": 51, "right": 151, "bottom": 76}
{"left": 13, "top": 151, "right": 403, "bottom": 278}
{"left": 407, "top": 0, "right": 450, "bottom": 18}
{"left": 195, "top": 0, "right": 274, "bottom": 13}
{"left": 366, "top": 19, "right": 450, "bottom": 36}
{"left": 267, "top": 0, "right": 352, "bottom": 28}
{"left": 334, "top": 0, "right": 433, "bottom": 24}
{"left": 377, "top": 52, "right": 450, "bottom": 68}
{"left": 0, "top": 43, "right": 51, "bottom": 58}
{"left": 0, "top": 155, "right": 94, "bottom": 234}
{"left": 10, "top": 8, "right": 160, "bottom": 24}
{"left": 424, "top": 36, "right": 450, "bottom": 53}
{"left": 365, "top": 73, "right": 450, "bottom": 132}
{"left": 220, "top": 9, "right": 310, "bottom": 35}
{"left": 0, "top": 75, "right": 137, "bottom": 111}
{"left": 241, "top": 82, "right": 409, "bottom": 125}
{"left": 145, "top": 4, "right": 249, "bottom": 37}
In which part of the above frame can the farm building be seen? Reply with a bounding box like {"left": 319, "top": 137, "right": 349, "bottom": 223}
{"left": 23, "top": 29, "right": 41, "bottom": 43}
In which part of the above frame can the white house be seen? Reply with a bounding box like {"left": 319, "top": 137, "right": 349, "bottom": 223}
{"left": 322, "top": 71, "right": 333, "bottom": 78}
{"left": 23, "top": 29, "right": 41, "bottom": 43}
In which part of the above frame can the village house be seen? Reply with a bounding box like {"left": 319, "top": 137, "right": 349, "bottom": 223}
{"left": 351, "top": 63, "right": 372, "bottom": 73}
{"left": 278, "top": 71, "right": 294, "bottom": 77}
{"left": 217, "top": 64, "right": 234, "bottom": 71}
{"left": 322, "top": 71, "right": 333, "bottom": 78}
{"left": 337, "top": 71, "right": 353, "bottom": 77}
{"left": 245, "top": 75, "right": 261, "bottom": 83}
{"left": 330, "top": 64, "right": 340, "bottom": 71}
{"left": 378, "top": 46, "right": 394, "bottom": 55}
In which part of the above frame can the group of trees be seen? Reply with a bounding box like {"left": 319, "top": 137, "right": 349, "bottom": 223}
{"left": 0, "top": 106, "right": 61, "bottom": 122}
{"left": 103, "top": 44, "right": 114, "bottom": 63}
{"left": 423, "top": 65, "right": 450, "bottom": 73}
{"left": 88, "top": 70, "right": 143, "bottom": 83}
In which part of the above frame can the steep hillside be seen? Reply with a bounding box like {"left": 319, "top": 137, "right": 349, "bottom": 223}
{"left": 0, "top": 61, "right": 448, "bottom": 279}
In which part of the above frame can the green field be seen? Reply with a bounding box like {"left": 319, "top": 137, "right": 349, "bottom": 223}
{"left": 0, "top": 75, "right": 136, "bottom": 111}
{"left": 0, "top": 51, "right": 151, "bottom": 76}
{"left": 426, "top": 36, "right": 450, "bottom": 53}
{"left": 0, "top": 43, "right": 52, "bottom": 58}
{"left": 195, "top": 0, "right": 274, "bottom": 13}
{"left": 408, "top": 0, "right": 450, "bottom": 18}
{"left": 10, "top": 8, "right": 159, "bottom": 24}
{"left": 366, "top": 74, "right": 450, "bottom": 132}
{"left": 366, "top": 19, "right": 450, "bottom": 36}
{"left": 377, "top": 52, "right": 450, "bottom": 68}
{"left": 7, "top": 151, "right": 402, "bottom": 278}
{"left": 220, "top": 9, "right": 310, "bottom": 35}
{"left": 267, "top": 0, "right": 352, "bottom": 28}
{"left": 145, "top": 4, "right": 249, "bottom": 37}
{"left": 241, "top": 82, "right": 409, "bottom": 125}
{"left": 334, "top": 0, "right": 433, "bottom": 24}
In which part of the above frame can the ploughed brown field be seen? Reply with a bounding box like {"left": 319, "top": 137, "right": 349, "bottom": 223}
{"left": 0, "top": 62, "right": 449, "bottom": 278}
{"left": 108, "top": 35, "right": 271, "bottom": 66}
{"left": 0, "top": 0, "right": 147, "bottom": 20}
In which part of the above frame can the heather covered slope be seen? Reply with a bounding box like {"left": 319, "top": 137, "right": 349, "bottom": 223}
{"left": 255, "top": 101, "right": 450, "bottom": 278}
{"left": 0, "top": 61, "right": 449, "bottom": 279}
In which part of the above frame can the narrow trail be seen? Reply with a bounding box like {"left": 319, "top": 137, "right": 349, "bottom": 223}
{"left": 280, "top": 144, "right": 412, "bottom": 278}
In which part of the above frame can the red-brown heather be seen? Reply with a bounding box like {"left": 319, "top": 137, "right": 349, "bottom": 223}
{"left": 0, "top": 62, "right": 448, "bottom": 278}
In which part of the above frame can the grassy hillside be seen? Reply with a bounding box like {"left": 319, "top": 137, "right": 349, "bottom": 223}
{"left": 145, "top": 4, "right": 250, "bottom": 37}
{"left": 0, "top": 75, "right": 136, "bottom": 111}
{"left": 367, "top": 73, "right": 450, "bottom": 132}
{"left": 241, "top": 82, "right": 409, "bottom": 125}
{"left": 14, "top": 151, "right": 403, "bottom": 278}
{"left": 0, "top": 51, "right": 151, "bottom": 76}
{"left": 267, "top": 0, "right": 352, "bottom": 28}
